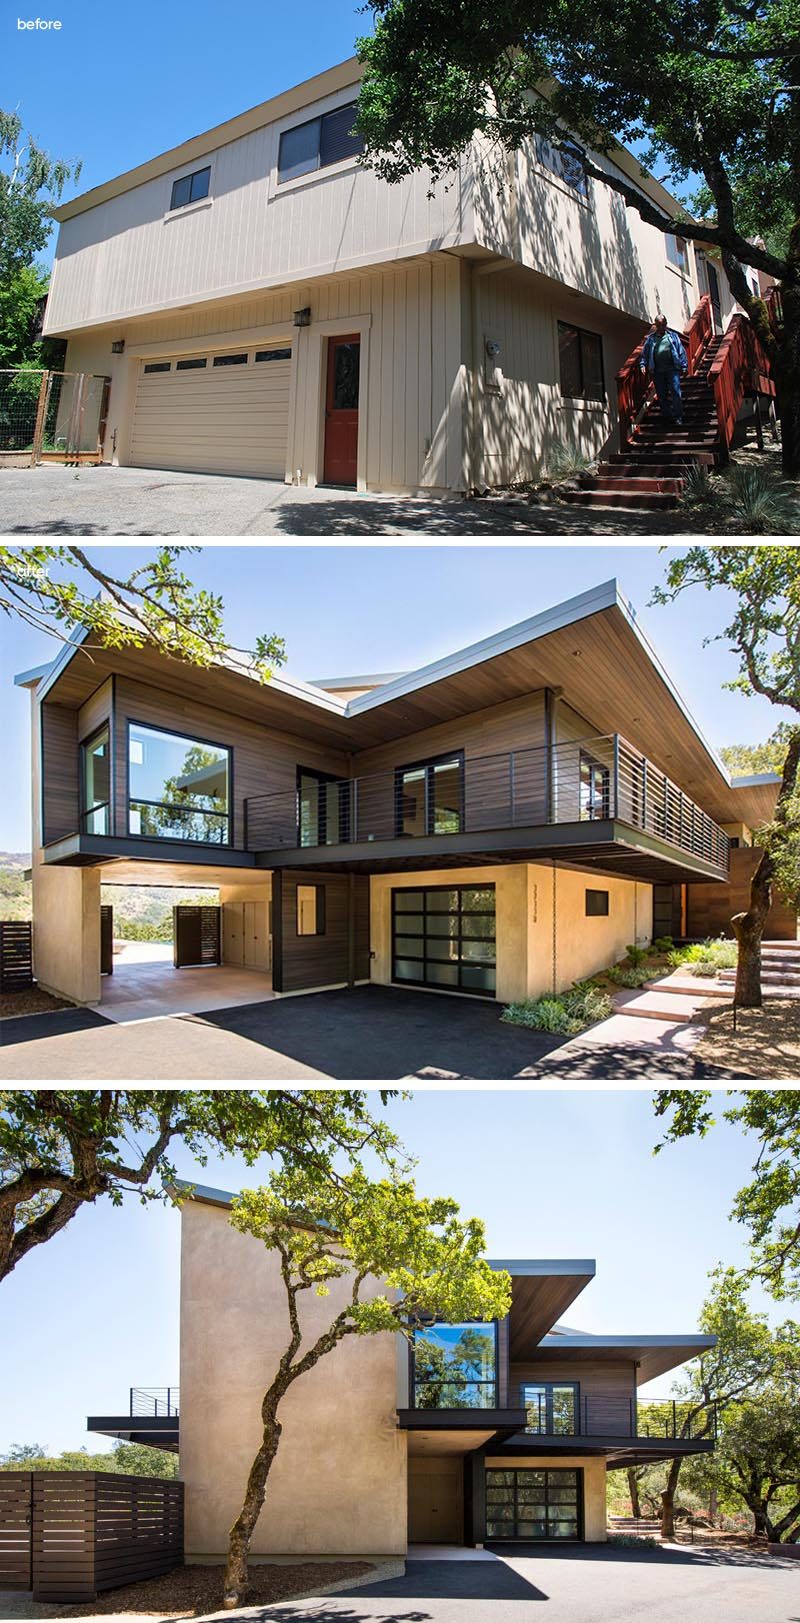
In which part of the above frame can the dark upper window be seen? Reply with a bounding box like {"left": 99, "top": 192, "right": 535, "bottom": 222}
{"left": 255, "top": 348, "right": 292, "bottom": 362}
{"left": 412, "top": 1322, "right": 497, "bottom": 1409}
{"left": 297, "top": 768, "right": 346, "bottom": 848}
{"left": 579, "top": 752, "right": 610, "bottom": 821}
{"left": 395, "top": 753, "right": 464, "bottom": 838}
{"left": 586, "top": 889, "right": 610, "bottom": 916}
{"left": 143, "top": 362, "right": 171, "bottom": 374}
{"left": 212, "top": 353, "right": 248, "bottom": 367}
{"left": 666, "top": 235, "right": 689, "bottom": 273}
{"left": 80, "top": 724, "right": 110, "bottom": 836}
{"left": 535, "top": 135, "right": 588, "bottom": 198}
{"left": 170, "top": 166, "right": 211, "bottom": 211}
{"left": 558, "top": 322, "right": 605, "bottom": 402}
{"left": 176, "top": 357, "right": 207, "bottom": 371}
{"left": 278, "top": 102, "right": 364, "bottom": 183}
{"left": 128, "top": 722, "right": 230, "bottom": 845}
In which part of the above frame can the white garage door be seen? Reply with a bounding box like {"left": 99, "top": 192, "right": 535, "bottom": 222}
{"left": 130, "top": 343, "right": 292, "bottom": 478}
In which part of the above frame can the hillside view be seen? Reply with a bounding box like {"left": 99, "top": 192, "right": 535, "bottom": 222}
{"left": 0, "top": 856, "right": 217, "bottom": 940}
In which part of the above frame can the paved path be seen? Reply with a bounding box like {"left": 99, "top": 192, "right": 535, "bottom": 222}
{"left": 0, "top": 466, "right": 698, "bottom": 536}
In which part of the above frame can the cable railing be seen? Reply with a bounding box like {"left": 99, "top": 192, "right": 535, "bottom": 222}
{"left": 520, "top": 1391, "right": 716, "bottom": 1441}
{"left": 129, "top": 1387, "right": 180, "bottom": 1417}
{"left": 243, "top": 733, "right": 729, "bottom": 874}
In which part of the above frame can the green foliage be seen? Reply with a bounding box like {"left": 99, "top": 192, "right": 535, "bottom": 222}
{"left": 545, "top": 439, "right": 594, "bottom": 481}
{"left": 721, "top": 724, "right": 795, "bottom": 778}
{"left": 502, "top": 984, "right": 612, "bottom": 1033}
{"left": 0, "top": 546, "right": 286, "bottom": 681}
{"left": 652, "top": 936, "right": 674, "bottom": 953}
{"left": 0, "top": 1090, "right": 400, "bottom": 1282}
{"left": 654, "top": 1091, "right": 800, "bottom": 1298}
{"left": 0, "top": 110, "right": 81, "bottom": 285}
{"left": 679, "top": 465, "right": 800, "bottom": 535}
{"left": 0, "top": 865, "right": 31, "bottom": 922}
{"left": 0, "top": 1441, "right": 178, "bottom": 1478}
{"left": 607, "top": 964, "right": 653, "bottom": 988}
{"left": 607, "top": 1533, "right": 659, "bottom": 1547}
{"left": 0, "top": 262, "right": 48, "bottom": 368}
{"left": 625, "top": 943, "right": 648, "bottom": 967}
{"left": 113, "top": 918, "right": 172, "bottom": 942}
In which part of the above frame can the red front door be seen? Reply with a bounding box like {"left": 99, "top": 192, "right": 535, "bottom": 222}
{"left": 323, "top": 334, "right": 360, "bottom": 485}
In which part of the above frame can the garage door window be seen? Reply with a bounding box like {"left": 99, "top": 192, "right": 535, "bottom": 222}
{"left": 486, "top": 1469, "right": 582, "bottom": 1541}
{"left": 392, "top": 885, "right": 496, "bottom": 995}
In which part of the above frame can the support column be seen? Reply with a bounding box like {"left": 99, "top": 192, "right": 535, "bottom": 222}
{"left": 31, "top": 862, "right": 102, "bottom": 1004}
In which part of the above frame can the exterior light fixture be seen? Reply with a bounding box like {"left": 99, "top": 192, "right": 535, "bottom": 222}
{"left": 293, "top": 307, "right": 311, "bottom": 328}
{"left": 111, "top": 340, "right": 125, "bottom": 354}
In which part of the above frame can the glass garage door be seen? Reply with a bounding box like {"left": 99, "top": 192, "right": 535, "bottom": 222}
{"left": 391, "top": 885, "right": 496, "bottom": 996}
{"left": 486, "top": 1468, "right": 582, "bottom": 1541}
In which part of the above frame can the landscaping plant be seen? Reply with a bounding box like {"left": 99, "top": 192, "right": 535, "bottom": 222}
{"left": 502, "top": 984, "right": 612, "bottom": 1033}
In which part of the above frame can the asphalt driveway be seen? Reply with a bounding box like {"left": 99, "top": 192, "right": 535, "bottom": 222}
{"left": 0, "top": 465, "right": 694, "bottom": 536}
{"left": 231, "top": 1546, "right": 798, "bottom": 1623}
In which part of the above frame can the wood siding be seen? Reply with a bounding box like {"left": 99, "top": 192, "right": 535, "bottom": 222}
{"left": 511, "top": 1359, "right": 638, "bottom": 1438}
{"left": 112, "top": 675, "right": 349, "bottom": 846}
{"left": 274, "top": 870, "right": 369, "bottom": 993}
{"left": 687, "top": 847, "right": 797, "bottom": 940}
{"left": 77, "top": 677, "right": 114, "bottom": 743}
{"left": 29, "top": 1473, "right": 183, "bottom": 1604}
{"left": 41, "top": 703, "right": 79, "bottom": 844}
{"left": 352, "top": 691, "right": 547, "bottom": 776}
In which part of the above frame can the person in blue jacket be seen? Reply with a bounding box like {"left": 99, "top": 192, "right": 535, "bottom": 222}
{"left": 640, "top": 315, "right": 688, "bottom": 425}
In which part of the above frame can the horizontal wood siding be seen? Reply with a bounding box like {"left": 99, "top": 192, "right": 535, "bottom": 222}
{"left": 275, "top": 869, "right": 368, "bottom": 992}
{"left": 112, "top": 675, "right": 349, "bottom": 846}
{"left": 41, "top": 703, "right": 79, "bottom": 843}
{"left": 511, "top": 1359, "right": 637, "bottom": 1438}
{"left": 77, "top": 677, "right": 114, "bottom": 743}
{"left": 30, "top": 1474, "right": 183, "bottom": 1604}
{"left": 0, "top": 921, "right": 34, "bottom": 990}
{"left": 0, "top": 1473, "right": 33, "bottom": 1589}
{"left": 687, "top": 846, "right": 797, "bottom": 940}
{"left": 497, "top": 1317, "right": 510, "bottom": 1407}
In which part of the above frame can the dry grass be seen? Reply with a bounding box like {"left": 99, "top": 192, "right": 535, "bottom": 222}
{"left": 692, "top": 998, "right": 800, "bottom": 1080}
{"left": 54, "top": 1562, "right": 374, "bottom": 1618}
{"left": 0, "top": 986, "right": 73, "bottom": 1019}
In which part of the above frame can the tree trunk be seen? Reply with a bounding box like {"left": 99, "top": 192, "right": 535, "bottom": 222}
{"left": 708, "top": 1488, "right": 718, "bottom": 1528}
{"left": 627, "top": 1468, "right": 641, "bottom": 1520}
{"left": 778, "top": 282, "right": 800, "bottom": 480}
{"left": 731, "top": 850, "right": 773, "bottom": 1008}
{"left": 660, "top": 1457, "right": 683, "bottom": 1541}
{"left": 752, "top": 1501, "right": 771, "bottom": 1540}
{"left": 223, "top": 1404, "right": 283, "bottom": 1607}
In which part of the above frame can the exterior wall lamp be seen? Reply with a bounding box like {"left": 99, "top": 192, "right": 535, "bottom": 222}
{"left": 293, "top": 308, "right": 311, "bottom": 328}
{"left": 111, "top": 340, "right": 125, "bottom": 354}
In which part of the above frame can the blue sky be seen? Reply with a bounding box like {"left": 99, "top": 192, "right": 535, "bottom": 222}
{"left": 5, "top": 1, "right": 366, "bottom": 269}
{"left": 0, "top": 542, "right": 789, "bottom": 854}
{"left": 0, "top": 1088, "right": 782, "bottom": 1457}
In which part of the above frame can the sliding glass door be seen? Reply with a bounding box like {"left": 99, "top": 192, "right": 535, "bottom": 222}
{"left": 395, "top": 752, "right": 464, "bottom": 837}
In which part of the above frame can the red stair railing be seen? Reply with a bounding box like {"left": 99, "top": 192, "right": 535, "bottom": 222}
{"left": 615, "top": 294, "right": 713, "bottom": 450}
{"left": 708, "top": 314, "right": 776, "bottom": 452}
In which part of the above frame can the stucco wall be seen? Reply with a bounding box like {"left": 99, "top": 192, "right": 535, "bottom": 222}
{"left": 180, "top": 1200, "right": 407, "bottom": 1559}
{"left": 484, "top": 1454, "right": 607, "bottom": 1542}
{"left": 369, "top": 862, "right": 653, "bottom": 1003}
{"left": 31, "top": 862, "right": 102, "bottom": 1004}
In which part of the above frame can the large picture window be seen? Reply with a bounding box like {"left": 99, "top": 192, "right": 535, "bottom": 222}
{"left": 80, "top": 724, "right": 110, "bottom": 835}
{"left": 128, "top": 722, "right": 230, "bottom": 844}
{"left": 558, "top": 321, "right": 605, "bottom": 402}
{"left": 412, "top": 1321, "right": 497, "bottom": 1409}
{"left": 395, "top": 752, "right": 464, "bottom": 838}
{"left": 278, "top": 102, "right": 363, "bottom": 182}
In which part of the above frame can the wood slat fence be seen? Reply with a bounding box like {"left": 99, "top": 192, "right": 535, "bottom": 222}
{"left": 0, "top": 921, "right": 34, "bottom": 991}
{"left": 0, "top": 1473, "right": 183, "bottom": 1602}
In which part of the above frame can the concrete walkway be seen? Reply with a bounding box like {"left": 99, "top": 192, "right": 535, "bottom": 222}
{"left": 100, "top": 962, "right": 275, "bottom": 1023}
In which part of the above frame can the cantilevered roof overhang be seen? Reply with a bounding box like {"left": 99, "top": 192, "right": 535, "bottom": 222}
{"left": 15, "top": 581, "right": 777, "bottom": 830}
{"left": 531, "top": 1332, "right": 717, "bottom": 1385}
{"left": 87, "top": 1414, "right": 179, "bottom": 1452}
{"left": 489, "top": 1260, "right": 597, "bottom": 1355}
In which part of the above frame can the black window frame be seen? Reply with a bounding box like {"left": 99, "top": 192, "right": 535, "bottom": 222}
{"left": 277, "top": 100, "right": 364, "bottom": 184}
{"left": 391, "top": 882, "right": 497, "bottom": 998}
{"left": 519, "top": 1380, "right": 580, "bottom": 1436}
{"left": 170, "top": 166, "right": 211, "bottom": 211}
{"left": 409, "top": 1318, "right": 499, "bottom": 1410}
{"left": 296, "top": 766, "right": 348, "bottom": 848}
{"left": 394, "top": 749, "right": 466, "bottom": 839}
{"left": 485, "top": 1467, "right": 584, "bottom": 1543}
{"left": 557, "top": 320, "right": 606, "bottom": 402}
{"left": 79, "top": 721, "right": 112, "bottom": 836}
{"left": 126, "top": 718, "right": 233, "bottom": 848}
{"left": 579, "top": 750, "right": 611, "bottom": 821}
{"left": 295, "top": 881, "right": 327, "bottom": 937}
{"left": 585, "top": 888, "right": 610, "bottom": 917}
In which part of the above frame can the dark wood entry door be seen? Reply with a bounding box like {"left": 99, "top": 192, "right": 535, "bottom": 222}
{"left": 408, "top": 1459, "right": 463, "bottom": 1544}
{"left": 323, "top": 334, "right": 360, "bottom": 485}
{"left": 173, "top": 906, "right": 221, "bottom": 968}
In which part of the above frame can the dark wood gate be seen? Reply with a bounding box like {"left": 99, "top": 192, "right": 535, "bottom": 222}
{"left": 0, "top": 1472, "right": 33, "bottom": 1589}
{"left": 0, "top": 920, "right": 34, "bottom": 991}
{"left": 100, "top": 905, "right": 114, "bottom": 976}
{"left": 173, "top": 905, "right": 221, "bottom": 968}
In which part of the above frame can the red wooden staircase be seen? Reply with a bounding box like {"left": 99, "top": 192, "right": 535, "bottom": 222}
{"left": 562, "top": 294, "right": 776, "bottom": 512}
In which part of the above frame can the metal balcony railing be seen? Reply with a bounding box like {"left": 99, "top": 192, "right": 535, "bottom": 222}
{"left": 521, "top": 1391, "right": 717, "bottom": 1441}
{"left": 129, "top": 1386, "right": 180, "bottom": 1417}
{"left": 243, "top": 734, "right": 729, "bottom": 874}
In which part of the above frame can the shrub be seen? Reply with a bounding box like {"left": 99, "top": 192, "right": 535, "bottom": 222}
{"left": 608, "top": 965, "right": 653, "bottom": 988}
{"left": 547, "top": 438, "right": 594, "bottom": 481}
{"left": 625, "top": 943, "right": 648, "bottom": 967}
{"left": 652, "top": 936, "right": 674, "bottom": 954}
{"left": 607, "top": 1533, "right": 659, "bottom": 1549}
{"left": 680, "top": 461, "right": 717, "bottom": 510}
{"left": 502, "top": 984, "right": 612, "bottom": 1034}
{"left": 666, "top": 937, "right": 737, "bottom": 975}
{"left": 718, "top": 464, "right": 800, "bottom": 535}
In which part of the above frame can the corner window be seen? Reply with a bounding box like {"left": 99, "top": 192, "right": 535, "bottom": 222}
{"left": 128, "top": 722, "right": 230, "bottom": 844}
{"left": 395, "top": 753, "right": 464, "bottom": 838}
{"left": 170, "top": 166, "right": 211, "bottom": 210}
{"left": 535, "top": 135, "right": 588, "bottom": 198}
{"left": 277, "top": 102, "right": 363, "bottom": 183}
{"left": 586, "top": 889, "right": 609, "bottom": 917}
{"left": 296, "top": 883, "right": 326, "bottom": 936}
{"left": 80, "top": 725, "right": 110, "bottom": 835}
{"left": 558, "top": 322, "right": 605, "bottom": 402}
{"left": 666, "top": 235, "right": 689, "bottom": 274}
{"left": 412, "top": 1322, "right": 497, "bottom": 1409}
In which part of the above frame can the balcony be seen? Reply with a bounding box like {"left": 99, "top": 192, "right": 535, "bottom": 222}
{"left": 245, "top": 735, "right": 730, "bottom": 883}
{"left": 397, "top": 1394, "right": 717, "bottom": 1465}
{"left": 87, "top": 1387, "right": 180, "bottom": 1452}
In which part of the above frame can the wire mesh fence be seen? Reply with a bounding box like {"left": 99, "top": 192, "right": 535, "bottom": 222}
{"left": 0, "top": 369, "right": 110, "bottom": 461}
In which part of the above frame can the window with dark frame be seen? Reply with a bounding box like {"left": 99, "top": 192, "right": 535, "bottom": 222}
{"left": 277, "top": 102, "right": 364, "bottom": 183}
{"left": 486, "top": 1468, "right": 582, "bottom": 1541}
{"left": 255, "top": 348, "right": 292, "bottom": 362}
{"left": 212, "top": 353, "right": 248, "bottom": 366}
{"left": 296, "top": 883, "right": 326, "bottom": 936}
{"left": 143, "top": 362, "right": 171, "bottom": 374}
{"left": 557, "top": 321, "right": 605, "bottom": 401}
{"left": 392, "top": 884, "right": 496, "bottom": 997}
{"left": 395, "top": 752, "right": 465, "bottom": 838}
{"left": 297, "top": 767, "right": 346, "bottom": 847}
{"left": 579, "top": 752, "right": 610, "bottom": 821}
{"left": 534, "top": 135, "right": 588, "bottom": 198}
{"left": 127, "top": 721, "right": 230, "bottom": 845}
{"left": 80, "top": 724, "right": 111, "bottom": 835}
{"left": 411, "top": 1321, "right": 498, "bottom": 1410}
{"left": 175, "top": 357, "right": 207, "bottom": 371}
{"left": 170, "top": 166, "right": 211, "bottom": 211}
{"left": 520, "top": 1382, "right": 579, "bottom": 1436}
{"left": 585, "top": 889, "right": 610, "bottom": 916}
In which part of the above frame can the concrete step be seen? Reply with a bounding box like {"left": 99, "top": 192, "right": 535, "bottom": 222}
{"left": 613, "top": 989, "right": 702, "bottom": 1022}
{"left": 719, "top": 968, "right": 800, "bottom": 985}
{"left": 560, "top": 488, "right": 679, "bottom": 510}
{"left": 644, "top": 976, "right": 729, "bottom": 999}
